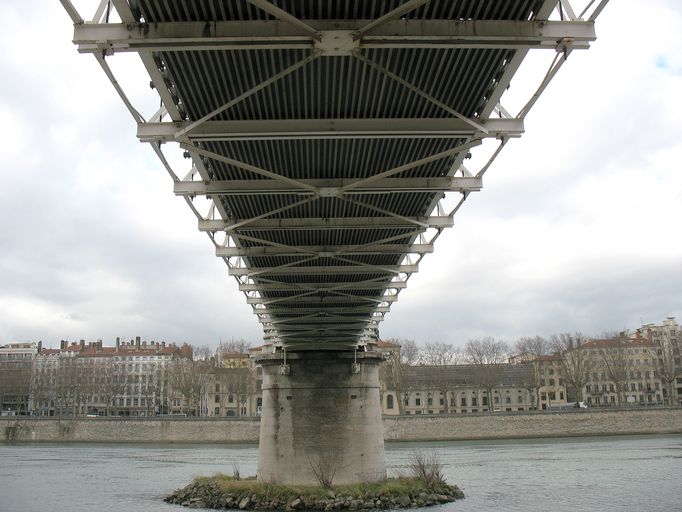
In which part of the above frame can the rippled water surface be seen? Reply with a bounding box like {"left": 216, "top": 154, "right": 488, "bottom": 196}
{"left": 1, "top": 435, "right": 680, "bottom": 512}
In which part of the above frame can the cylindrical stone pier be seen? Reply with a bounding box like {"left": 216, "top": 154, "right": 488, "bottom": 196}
{"left": 256, "top": 350, "right": 386, "bottom": 485}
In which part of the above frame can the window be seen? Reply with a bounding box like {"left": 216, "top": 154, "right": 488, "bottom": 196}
{"left": 214, "top": 407, "right": 220, "bottom": 415}
{"left": 482, "top": 397, "right": 488, "bottom": 406}
{"left": 228, "top": 394, "right": 234, "bottom": 403}
{"left": 506, "top": 397, "right": 511, "bottom": 404}
{"left": 560, "top": 391, "right": 564, "bottom": 400}
{"left": 439, "top": 398, "right": 444, "bottom": 406}
{"left": 415, "top": 398, "right": 421, "bottom": 406}
{"left": 427, "top": 397, "right": 433, "bottom": 406}
{"left": 215, "top": 395, "right": 220, "bottom": 403}
{"left": 586, "top": 385, "right": 591, "bottom": 393}
{"left": 460, "top": 397, "right": 467, "bottom": 406}
{"left": 472, "top": 397, "right": 478, "bottom": 406}
{"left": 386, "top": 395, "right": 394, "bottom": 410}
{"left": 215, "top": 383, "right": 220, "bottom": 393}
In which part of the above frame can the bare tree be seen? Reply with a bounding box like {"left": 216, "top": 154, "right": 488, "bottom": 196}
{"left": 380, "top": 348, "right": 407, "bottom": 414}
{"left": 514, "top": 336, "right": 551, "bottom": 410}
{"left": 96, "top": 361, "right": 126, "bottom": 416}
{"left": 600, "top": 340, "right": 633, "bottom": 405}
{"left": 170, "top": 358, "right": 208, "bottom": 416}
{"left": 551, "top": 332, "right": 591, "bottom": 402}
{"left": 464, "top": 338, "right": 510, "bottom": 413}
{"left": 399, "top": 339, "right": 420, "bottom": 365}
{"left": 648, "top": 330, "right": 681, "bottom": 406}
{"left": 308, "top": 447, "right": 344, "bottom": 488}
{"left": 193, "top": 344, "right": 214, "bottom": 361}
{"left": 515, "top": 336, "right": 551, "bottom": 358}
{"left": 421, "top": 342, "right": 462, "bottom": 366}
{"left": 217, "top": 339, "right": 252, "bottom": 355}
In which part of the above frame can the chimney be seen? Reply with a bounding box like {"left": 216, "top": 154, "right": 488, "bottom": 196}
{"left": 79, "top": 339, "right": 85, "bottom": 351}
{"left": 37, "top": 341, "right": 42, "bottom": 353}
{"left": 60, "top": 340, "right": 66, "bottom": 350}
{"left": 135, "top": 336, "right": 141, "bottom": 351}
{"left": 162, "top": 341, "right": 166, "bottom": 348}
{"left": 116, "top": 337, "right": 120, "bottom": 352}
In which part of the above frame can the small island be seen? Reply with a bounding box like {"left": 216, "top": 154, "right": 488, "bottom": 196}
{"left": 167, "top": 453, "right": 464, "bottom": 512}
{"left": 165, "top": 475, "right": 464, "bottom": 510}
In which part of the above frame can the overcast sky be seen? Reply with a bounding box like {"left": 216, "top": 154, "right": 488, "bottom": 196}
{"left": 1, "top": 1, "right": 680, "bottom": 350}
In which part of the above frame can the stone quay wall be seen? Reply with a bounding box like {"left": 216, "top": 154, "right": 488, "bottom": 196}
{"left": 1, "top": 408, "right": 681, "bottom": 443}
{"left": 382, "top": 407, "right": 682, "bottom": 442}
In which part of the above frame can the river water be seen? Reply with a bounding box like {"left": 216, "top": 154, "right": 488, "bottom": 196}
{"left": 1, "top": 435, "right": 680, "bottom": 512}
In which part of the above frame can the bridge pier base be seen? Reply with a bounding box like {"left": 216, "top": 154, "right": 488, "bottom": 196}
{"left": 256, "top": 351, "right": 386, "bottom": 485}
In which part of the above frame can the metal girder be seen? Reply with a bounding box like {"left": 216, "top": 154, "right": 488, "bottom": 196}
{"left": 175, "top": 177, "right": 482, "bottom": 196}
{"left": 246, "top": 295, "right": 397, "bottom": 305}
{"left": 217, "top": 243, "right": 432, "bottom": 257}
{"left": 255, "top": 306, "right": 390, "bottom": 314}
{"left": 73, "top": 20, "right": 596, "bottom": 53}
{"left": 137, "top": 118, "right": 523, "bottom": 142}
{"left": 229, "top": 264, "right": 418, "bottom": 276}
{"left": 239, "top": 281, "right": 406, "bottom": 291}
{"left": 201, "top": 216, "right": 453, "bottom": 232}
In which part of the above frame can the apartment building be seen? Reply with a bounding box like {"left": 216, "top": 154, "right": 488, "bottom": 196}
{"left": 580, "top": 337, "right": 664, "bottom": 406}
{"left": 31, "top": 337, "right": 193, "bottom": 416}
{"left": 0, "top": 342, "right": 38, "bottom": 415}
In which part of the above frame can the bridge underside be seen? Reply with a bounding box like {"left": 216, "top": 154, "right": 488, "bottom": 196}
{"left": 65, "top": 0, "right": 604, "bottom": 484}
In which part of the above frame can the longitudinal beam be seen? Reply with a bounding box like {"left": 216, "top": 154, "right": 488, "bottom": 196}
{"left": 74, "top": 20, "right": 596, "bottom": 53}
{"left": 138, "top": 118, "right": 523, "bottom": 142}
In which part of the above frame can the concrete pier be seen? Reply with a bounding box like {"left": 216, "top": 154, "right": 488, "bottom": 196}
{"left": 256, "top": 351, "right": 386, "bottom": 485}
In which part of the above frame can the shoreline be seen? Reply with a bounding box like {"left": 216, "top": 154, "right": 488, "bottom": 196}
{"left": 2, "top": 408, "right": 681, "bottom": 443}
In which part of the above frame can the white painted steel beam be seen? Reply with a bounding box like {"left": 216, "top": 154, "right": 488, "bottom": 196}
{"left": 246, "top": 295, "right": 397, "bottom": 305}
{"left": 217, "top": 243, "right": 433, "bottom": 257}
{"left": 229, "top": 264, "right": 418, "bottom": 276}
{"left": 239, "top": 281, "right": 406, "bottom": 291}
{"left": 137, "top": 118, "right": 523, "bottom": 142}
{"left": 200, "top": 216, "right": 453, "bottom": 231}
{"left": 175, "top": 177, "right": 482, "bottom": 196}
{"left": 73, "top": 20, "right": 595, "bottom": 53}
{"left": 255, "top": 306, "right": 390, "bottom": 314}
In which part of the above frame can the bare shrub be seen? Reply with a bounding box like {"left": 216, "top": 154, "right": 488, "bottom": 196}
{"left": 409, "top": 450, "right": 445, "bottom": 488}
{"left": 232, "top": 461, "right": 240, "bottom": 480}
{"left": 308, "top": 448, "right": 344, "bottom": 488}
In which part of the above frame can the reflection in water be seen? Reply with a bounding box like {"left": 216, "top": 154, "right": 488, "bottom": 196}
{"left": 1, "top": 435, "right": 680, "bottom": 512}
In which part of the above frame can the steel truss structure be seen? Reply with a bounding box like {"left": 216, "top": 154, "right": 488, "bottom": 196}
{"left": 62, "top": 0, "right": 607, "bottom": 350}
